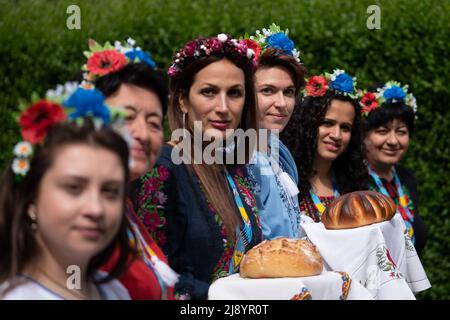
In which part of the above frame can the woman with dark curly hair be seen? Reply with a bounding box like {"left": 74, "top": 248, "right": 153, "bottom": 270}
{"left": 360, "top": 81, "right": 427, "bottom": 256}
{"left": 281, "top": 70, "right": 370, "bottom": 222}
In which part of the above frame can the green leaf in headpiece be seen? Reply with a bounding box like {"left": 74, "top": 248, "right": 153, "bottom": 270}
{"left": 30, "top": 92, "right": 40, "bottom": 104}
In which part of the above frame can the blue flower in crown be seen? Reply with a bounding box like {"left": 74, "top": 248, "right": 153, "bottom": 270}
{"left": 329, "top": 72, "right": 355, "bottom": 95}
{"left": 383, "top": 85, "right": 406, "bottom": 103}
{"left": 266, "top": 32, "right": 295, "bottom": 55}
{"left": 125, "top": 48, "right": 156, "bottom": 69}
{"left": 248, "top": 23, "right": 301, "bottom": 62}
{"left": 64, "top": 87, "right": 110, "bottom": 124}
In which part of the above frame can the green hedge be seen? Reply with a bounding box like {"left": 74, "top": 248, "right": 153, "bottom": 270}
{"left": 1, "top": 0, "right": 449, "bottom": 299}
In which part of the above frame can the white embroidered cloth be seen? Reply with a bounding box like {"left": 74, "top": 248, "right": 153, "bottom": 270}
{"left": 208, "top": 271, "right": 374, "bottom": 300}
{"left": 300, "top": 213, "right": 431, "bottom": 300}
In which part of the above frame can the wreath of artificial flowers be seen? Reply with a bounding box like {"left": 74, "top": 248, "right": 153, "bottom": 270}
{"left": 359, "top": 81, "right": 417, "bottom": 116}
{"left": 168, "top": 33, "right": 257, "bottom": 78}
{"left": 82, "top": 38, "right": 157, "bottom": 84}
{"left": 244, "top": 23, "right": 301, "bottom": 62}
{"left": 303, "top": 69, "right": 359, "bottom": 99}
{"left": 11, "top": 83, "right": 130, "bottom": 182}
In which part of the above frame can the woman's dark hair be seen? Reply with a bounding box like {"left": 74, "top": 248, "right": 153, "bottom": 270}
{"left": 0, "top": 119, "right": 134, "bottom": 286}
{"left": 362, "top": 103, "right": 415, "bottom": 136}
{"left": 95, "top": 62, "right": 169, "bottom": 116}
{"left": 168, "top": 48, "right": 257, "bottom": 241}
{"left": 281, "top": 91, "right": 370, "bottom": 201}
{"left": 257, "top": 48, "right": 307, "bottom": 94}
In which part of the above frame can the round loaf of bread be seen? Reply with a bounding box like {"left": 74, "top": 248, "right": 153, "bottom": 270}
{"left": 239, "top": 238, "right": 323, "bottom": 278}
{"left": 322, "top": 190, "right": 397, "bottom": 230}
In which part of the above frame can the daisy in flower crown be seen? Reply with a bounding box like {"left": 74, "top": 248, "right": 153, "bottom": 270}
{"left": 11, "top": 83, "right": 129, "bottom": 182}
{"left": 359, "top": 81, "right": 418, "bottom": 117}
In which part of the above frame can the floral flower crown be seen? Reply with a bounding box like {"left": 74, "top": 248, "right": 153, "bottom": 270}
{"left": 303, "top": 69, "right": 359, "bottom": 99}
{"left": 244, "top": 23, "right": 301, "bottom": 62}
{"left": 82, "top": 38, "right": 156, "bottom": 84}
{"left": 12, "top": 83, "right": 130, "bottom": 182}
{"left": 359, "top": 81, "right": 417, "bottom": 116}
{"left": 168, "top": 33, "right": 257, "bottom": 78}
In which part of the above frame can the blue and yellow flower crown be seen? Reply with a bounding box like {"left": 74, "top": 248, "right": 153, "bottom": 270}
{"left": 359, "top": 81, "right": 417, "bottom": 116}
{"left": 12, "top": 83, "right": 130, "bottom": 181}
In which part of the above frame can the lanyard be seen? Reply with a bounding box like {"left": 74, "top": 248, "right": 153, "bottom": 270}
{"left": 309, "top": 174, "right": 340, "bottom": 217}
{"left": 368, "top": 166, "right": 414, "bottom": 222}
{"left": 224, "top": 169, "right": 253, "bottom": 274}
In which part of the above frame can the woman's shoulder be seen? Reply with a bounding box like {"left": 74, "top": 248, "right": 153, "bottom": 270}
{"left": 0, "top": 276, "right": 63, "bottom": 300}
{"left": 395, "top": 164, "right": 417, "bottom": 186}
{"left": 94, "top": 271, "right": 131, "bottom": 300}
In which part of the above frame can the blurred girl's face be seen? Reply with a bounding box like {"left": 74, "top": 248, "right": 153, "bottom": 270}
{"left": 30, "top": 144, "right": 125, "bottom": 264}
{"left": 315, "top": 99, "right": 355, "bottom": 163}
{"left": 255, "top": 66, "right": 296, "bottom": 132}
{"left": 179, "top": 58, "right": 246, "bottom": 141}
{"left": 364, "top": 118, "right": 410, "bottom": 167}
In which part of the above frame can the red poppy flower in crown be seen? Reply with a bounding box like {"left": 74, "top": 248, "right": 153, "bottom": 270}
{"left": 82, "top": 37, "right": 157, "bottom": 86}
{"left": 11, "top": 83, "right": 130, "bottom": 182}
{"left": 243, "top": 23, "right": 301, "bottom": 63}
{"left": 358, "top": 81, "right": 417, "bottom": 117}
{"left": 167, "top": 33, "right": 258, "bottom": 79}
{"left": 303, "top": 69, "right": 360, "bottom": 99}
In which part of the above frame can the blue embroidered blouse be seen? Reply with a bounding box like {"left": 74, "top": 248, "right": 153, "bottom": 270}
{"left": 247, "top": 133, "right": 301, "bottom": 239}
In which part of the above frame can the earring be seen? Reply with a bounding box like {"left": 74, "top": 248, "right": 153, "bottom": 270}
{"left": 28, "top": 207, "right": 37, "bottom": 231}
{"left": 182, "top": 112, "right": 187, "bottom": 139}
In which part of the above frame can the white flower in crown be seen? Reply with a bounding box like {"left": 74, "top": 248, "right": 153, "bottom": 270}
{"left": 407, "top": 93, "right": 418, "bottom": 113}
{"left": 217, "top": 33, "right": 228, "bottom": 42}
{"left": 292, "top": 48, "right": 300, "bottom": 62}
{"left": 247, "top": 48, "right": 255, "bottom": 59}
{"left": 330, "top": 69, "right": 345, "bottom": 81}
{"left": 45, "top": 81, "right": 79, "bottom": 102}
{"left": 12, "top": 158, "right": 30, "bottom": 176}
{"left": 13, "top": 141, "right": 33, "bottom": 157}
{"left": 127, "top": 37, "right": 136, "bottom": 47}
{"left": 262, "top": 28, "right": 271, "bottom": 37}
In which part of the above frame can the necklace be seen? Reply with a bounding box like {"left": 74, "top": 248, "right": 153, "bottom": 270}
{"left": 309, "top": 173, "right": 340, "bottom": 219}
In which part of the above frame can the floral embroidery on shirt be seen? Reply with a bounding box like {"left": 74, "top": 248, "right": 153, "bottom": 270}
{"left": 137, "top": 165, "right": 170, "bottom": 247}
{"left": 299, "top": 195, "right": 335, "bottom": 222}
{"left": 199, "top": 168, "right": 260, "bottom": 282}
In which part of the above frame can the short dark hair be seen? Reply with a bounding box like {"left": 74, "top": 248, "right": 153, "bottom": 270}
{"left": 95, "top": 62, "right": 169, "bottom": 116}
{"left": 363, "top": 102, "right": 415, "bottom": 135}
